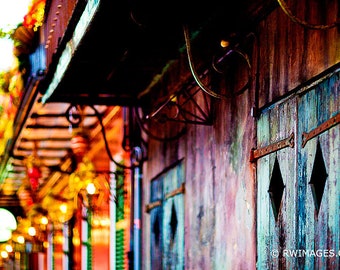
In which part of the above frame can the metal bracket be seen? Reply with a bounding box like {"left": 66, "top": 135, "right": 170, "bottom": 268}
{"left": 145, "top": 85, "right": 213, "bottom": 125}
{"left": 165, "top": 183, "right": 185, "bottom": 199}
{"left": 302, "top": 113, "right": 340, "bottom": 148}
{"left": 145, "top": 183, "right": 185, "bottom": 213}
{"left": 145, "top": 200, "right": 162, "bottom": 213}
{"left": 250, "top": 133, "right": 295, "bottom": 162}
{"left": 136, "top": 82, "right": 213, "bottom": 141}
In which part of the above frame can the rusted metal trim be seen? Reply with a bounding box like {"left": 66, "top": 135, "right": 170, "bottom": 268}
{"left": 302, "top": 113, "right": 340, "bottom": 148}
{"left": 145, "top": 200, "right": 162, "bottom": 213}
{"left": 165, "top": 183, "right": 185, "bottom": 199}
{"left": 250, "top": 133, "right": 295, "bottom": 162}
{"left": 146, "top": 183, "right": 185, "bottom": 213}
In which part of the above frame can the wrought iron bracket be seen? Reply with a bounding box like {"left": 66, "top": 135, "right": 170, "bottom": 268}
{"left": 145, "top": 85, "right": 214, "bottom": 125}
{"left": 136, "top": 82, "right": 214, "bottom": 141}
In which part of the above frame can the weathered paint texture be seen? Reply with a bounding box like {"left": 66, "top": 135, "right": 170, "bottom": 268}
{"left": 149, "top": 162, "right": 185, "bottom": 269}
{"left": 257, "top": 97, "right": 298, "bottom": 269}
{"left": 141, "top": 1, "right": 339, "bottom": 269}
{"left": 297, "top": 72, "right": 339, "bottom": 269}
{"left": 257, "top": 69, "right": 339, "bottom": 269}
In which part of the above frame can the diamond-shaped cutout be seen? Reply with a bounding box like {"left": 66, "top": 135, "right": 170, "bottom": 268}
{"left": 170, "top": 203, "right": 178, "bottom": 243}
{"left": 153, "top": 214, "right": 160, "bottom": 246}
{"left": 268, "top": 157, "right": 285, "bottom": 221}
{"left": 309, "top": 141, "right": 328, "bottom": 214}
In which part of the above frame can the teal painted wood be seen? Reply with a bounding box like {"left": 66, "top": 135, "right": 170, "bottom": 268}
{"left": 150, "top": 162, "right": 185, "bottom": 270}
{"left": 257, "top": 70, "right": 340, "bottom": 269}
{"left": 150, "top": 176, "right": 163, "bottom": 269}
{"left": 297, "top": 71, "right": 340, "bottom": 269}
{"left": 257, "top": 98, "right": 297, "bottom": 269}
{"left": 162, "top": 162, "right": 185, "bottom": 270}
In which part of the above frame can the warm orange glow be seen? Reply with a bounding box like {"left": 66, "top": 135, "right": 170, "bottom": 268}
{"left": 220, "top": 39, "right": 230, "bottom": 48}
{"left": 72, "top": 228, "right": 80, "bottom": 246}
{"left": 28, "top": 226, "right": 36, "bottom": 236}
{"left": 5, "top": 244, "right": 13, "bottom": 253}
{"left": 72, "top": 236, "right": 80, "bottom": 246}
{"left": 92, "top": 218, "right": 100, "bottom": 227}
{"left": 41, "top": 216, "right": 48, "bottom": 225}
{"left": 100, "top": 218, "right": 110, "bottom": 227}
{"left": 59, "top": 203, "right": 68, "bottom": 214}
{"left": 54, "top": 234, "right": 64, "bottom": 245}
{"left": 1, "top": 251, "right": 8, "bottom": 259}
{"left": 86, "top": 182, "right": 96, "bottom": 195}
{"left": 17, "top": 235, "right": 25, "bottom": 244}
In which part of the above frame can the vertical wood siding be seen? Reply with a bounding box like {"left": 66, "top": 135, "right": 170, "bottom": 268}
{"left": 297, "top": 71, "right": 339, "bottom": 269}
{"left": 142, "top": 1, "right": 339, "bottom": 269}
{"left": 162, "top": 163, "right": 185, "bottom": 269}
{"left": 257, "top": 0, "right": 339, "bottom": 108}
{"left": 257, "top": 98, "right": 297, "bottom": 269}
{"left": 257, "top": 69, "right": 339, "bottom": 269}
{"left": 149, "top": 162, "right": 185, "bottom": 269}
{"left": 150, "top": 177, "right": 163, "bottom": 269}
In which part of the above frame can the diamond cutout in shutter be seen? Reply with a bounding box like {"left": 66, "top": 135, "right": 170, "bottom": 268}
{"left": 268, "top": 157, "right": 285, "bottom": 221}
{"left": 153, "top": 213, "right": 160, "bottom": 246}
{"left": 309, "top": 141, "right": 328, "bottom": 214}
{"left": 170, "top": 203, "right": 178, "bottom": 244}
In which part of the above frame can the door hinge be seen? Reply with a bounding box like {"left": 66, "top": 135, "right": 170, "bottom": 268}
{"left": 145, "top": 200, "right": 162, "bottom": 213}
{"left": 250, "top": 133, "right": 295, "bottom": 162}
{"left": 302, "top": 113, "right": 340, "bottom": 147}
{"left": 165, "top": 183, "right": 185, "bottom": 199}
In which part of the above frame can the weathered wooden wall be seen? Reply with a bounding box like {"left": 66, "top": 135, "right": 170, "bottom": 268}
{"left": 141, "top": 0, "right": 339, "bottom": 269}
{"left": 257, "top": 0, "right": 339, "bottom": 108}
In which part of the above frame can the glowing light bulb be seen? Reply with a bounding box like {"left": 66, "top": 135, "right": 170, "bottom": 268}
{"left": 60, "top": 203, "right": 68, "bottom": 214}
{"left": 220, "top": 39, "right": 230, "bottom": 48}
{"left": 28, "top": 226, "right": 36, "bottom": 236}
{"left": 86, "top": 183, "right": 96, "bottom": 195}
{"left": 17, "top": 235, "right": 25, "bottom": 244}
{"left": 1, "top": 251, "right": 8, "bottom": 258}
{"left": 41, "top": 216, "right": 48, "bottom": 225}
{"left": 5, "top": 244, "right": 12, "bottom": 253}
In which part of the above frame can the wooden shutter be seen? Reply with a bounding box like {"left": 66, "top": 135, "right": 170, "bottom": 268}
{"left": 297, "top": 71, "right": 339, "bottom": 269}
{"left": 162, "top": 163, "right": 185, "bottom": 270}
{"left": 256, "top": 98, "right": 297, "bottom": 269}
{"left": 256, "top": 69, "right": 339, "bottom": 269}
{"left": 148, "top": 161, "right": 185, "bottom": 270}
{"left": 150, "top": 176, "right": 163, "bottom": 270}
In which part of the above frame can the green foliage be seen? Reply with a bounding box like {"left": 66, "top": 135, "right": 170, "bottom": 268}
{"left": 0, "top": 71, "right": 10, "bottom": 93}
{"left": 0, "top": 28, "right": 14, "bottom": 39}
